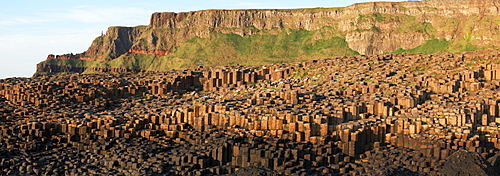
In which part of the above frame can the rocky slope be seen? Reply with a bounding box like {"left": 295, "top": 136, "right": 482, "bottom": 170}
{"left": 35, "top": 0, "right": 500, "bottom": 76}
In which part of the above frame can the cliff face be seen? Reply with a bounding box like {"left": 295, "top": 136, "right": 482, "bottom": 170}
{"left": 85, "top": 27, "right": 146, "bottom": 61}
{"left": 35, "top": 0, "right": 500, "bottom": 76}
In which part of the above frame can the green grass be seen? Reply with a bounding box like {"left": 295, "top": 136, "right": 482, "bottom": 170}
{"left": 396, "top": 16, "right": 437, "bottom": 37}
{"left": 82, "top": 69, "right": 101, "bottom": 74}
{"left": 447, "top": 31, "right": 479, "bottom": 53}
{"left": 356, "top": 13, "right": 437, "bottom": 37}
{"left": 354, "top": 26, "right": 381, "bottom": 33}
{"left": 414, "top": 66, "right": 429, "bottom": 71}
{"left": 170, "top": 28, "right": 358, "bottom": 65}
{"left": 372, "top": 13, "right": 385, "bottom": 22}
{"left": 371, "top": 26, "right": 381, "bottom": 33}
{"left": 290, "top": 69, "right": 310, "bottom": 79}
{"left": 392, "top": 39, "right": 450, "bottom": 54}
{"left": 96, "top": 27, "right": 359, "bottom": 71}
{"left": 391, "top": 36, "right": 479, "bottom": 54}
{"left": 358, "top": 13, "right": 390, "bottom": 24}
{"left": 44, "top": 58, "right": 105, "bottom": 68}
{"left": 45, "top": 26, "right": 360, "bottom": 71}
{"left": 107, "top": 54, "right": 187, "bottom": 71}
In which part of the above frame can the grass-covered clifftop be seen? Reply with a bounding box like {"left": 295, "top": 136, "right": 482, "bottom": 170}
{"left": 35, "top": 0, "right": 500, "bottom": 76}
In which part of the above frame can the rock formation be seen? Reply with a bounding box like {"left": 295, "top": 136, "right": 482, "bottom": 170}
{"left": 441, "top": 150, "right": 497, "bottom": 176}
{"left": 34, "top": 0, "right": 500, "bottom": 76}
{"left": 5, "top": 49, "right": 500, "bottom": 175}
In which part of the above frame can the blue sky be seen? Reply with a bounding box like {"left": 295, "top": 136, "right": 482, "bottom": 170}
{"left": 0, "top": 0, "right": 404, "bottom": 79}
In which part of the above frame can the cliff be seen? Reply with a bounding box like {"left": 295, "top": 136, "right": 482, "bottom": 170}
{"left": 35, "top": 0, "right": 500, "bottom": 76}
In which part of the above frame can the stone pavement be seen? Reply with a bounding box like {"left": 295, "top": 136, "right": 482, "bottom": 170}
{"left": 2, "top": 50, "right": 500, "bottom": 175}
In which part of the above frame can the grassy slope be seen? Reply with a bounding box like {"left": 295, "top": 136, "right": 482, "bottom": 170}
{"left": 58, "top": 27, "right": 359, "bottom": 72}
{"left": 167, "top": 28, "right": 358, "bottom": 68}
{"left": 43, "top": 10, "right": 498, "bottom": 73}
{"left": 392, "top": 39, "right": 451, "bottom": 54}
{"left": 391, "top": 14, "right": 488, "bottom": 54}
{"left": 43, "top": 59, "right": 105, "bottom": 68}
{"left": 391, "top": 34, "right": 479, "bottom": 54}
